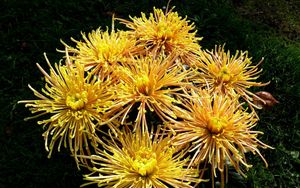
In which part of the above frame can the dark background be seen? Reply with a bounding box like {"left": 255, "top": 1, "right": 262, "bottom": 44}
{"left": 1, "top": 0, "right": 299, "bottom": 187}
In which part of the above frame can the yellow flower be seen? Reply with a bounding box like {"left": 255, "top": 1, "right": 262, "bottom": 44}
{"left": 81, "top": 127, "right": 202, "bottom": 188}
{"left": 118, "top": 7, "right": 202, "bottom": 62}
{"left": 107, "top": 54, "right": 192, "bottom": 133}
{"left": 62, "top": 28, "right": 138, "bottom": 79}
{"left": 170, "top": 89, "right": 272, "bottom": 188}
{"left": 195, "top": 45, "right": 270, "bottom": 109}
{"left": 18, "top": 52, "right": 115, "bottom": 166}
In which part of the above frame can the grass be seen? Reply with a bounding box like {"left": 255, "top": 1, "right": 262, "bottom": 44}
{"left": 1, "top": 0, "right": 299, "bottom": 187}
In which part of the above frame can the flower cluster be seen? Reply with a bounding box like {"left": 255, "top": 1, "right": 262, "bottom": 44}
{"left": 19, "top": 6, "right": 275, "bottom": 188}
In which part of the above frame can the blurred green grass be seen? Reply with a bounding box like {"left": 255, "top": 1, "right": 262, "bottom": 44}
{"left": 1, "top": 0, "right": 299, "bottom": 187}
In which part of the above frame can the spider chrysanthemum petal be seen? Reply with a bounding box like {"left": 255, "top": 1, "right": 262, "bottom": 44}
{"left": 106, "top": 54, "right": 193, "bottom": 132}
{"left": 18, "top": 52, "right": 116, "bottom": 166}
{"left": 80, "top": 127, "right": 203, "bottom": 188}
{"left": 194, "top": 45, "right": 270, "bottom": 110}
{"left": 119, "top": 7, "right": 202, "bottom": 63}
{"left": 62, "top": 28, "right": 139, "bottom": 80}
{"left": 170, "top": 89, "right": 273, "bottom": 188}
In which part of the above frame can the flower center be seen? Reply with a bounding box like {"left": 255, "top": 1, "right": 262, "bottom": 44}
{"left": 136, "top": 75, "right": 152, "bottom": 95}
{"left": 208, "top": 116, "right": 227, "bottom": 134}
{"left": 132, "top": 147, "right": 157, "bottom": 176}
{"left": 66, "top": 91, "right": 88, "bottom": 110}
{"left": 156, "top": 22, "right": 172, "bottom": 40}
{"left": 217, "top": 66, "right": 231, "bottom": 83}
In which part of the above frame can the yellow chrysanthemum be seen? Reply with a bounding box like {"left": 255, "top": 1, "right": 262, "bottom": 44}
{"left": 118, "top": 7, "right": 202, "bottom": 62}
{"left": 195, "top": 45, "right": 270, "bottom": 109}
{"left": 106, "top": 54, "right": 193, "bottom": 132}
{"left": 170, "top": 89, "right": 272, "bottom": 188}
{"left": 62, "top": 28, "right": 138, "bottom": 79}
{"left": 18, "top": 52, "right": 115, "bottom": 166}
{"left": 80, "top": 127, "right": 202, "bottom": 188}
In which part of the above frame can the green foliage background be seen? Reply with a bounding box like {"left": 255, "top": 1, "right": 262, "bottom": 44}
{"left": 1, "top": 0, "right": 299, "bottom": 187}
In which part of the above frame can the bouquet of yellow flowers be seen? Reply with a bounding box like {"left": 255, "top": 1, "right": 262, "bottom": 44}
{"left": 19, "top": 6, "right": 276, "bottom": 188}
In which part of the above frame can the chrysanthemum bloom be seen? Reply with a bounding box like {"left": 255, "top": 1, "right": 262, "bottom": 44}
{"left": 80, "top": 127, "right": 202, "bottom": 188}
{"left": 106, "top": 54, "right": 193, "bottom": 133}
{"left": 118, "top": 7, "right": 202, "bottom": 63}
{"left": 61, "top": 28, "right": 139, "bottom": 80}
{"left": 170, "top": 89, "right": 272, "bottom": 188}
{"left": 18, "top": 52, "right": 116, "bottom": 166}
{"left": 194, "top": 45, "right": 270, "bottom": 110}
